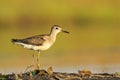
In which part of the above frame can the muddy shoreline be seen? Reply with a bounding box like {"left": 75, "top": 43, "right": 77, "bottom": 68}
{"left": 0, "top": 68, "right": 120, "bottom": 80}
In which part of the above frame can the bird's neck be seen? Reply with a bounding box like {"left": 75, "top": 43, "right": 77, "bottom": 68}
{"left": 50, "top": 31, "right": 57, "bottom": 37}
{"left": 49, "top": 31, "right": 59, "bottom": 42}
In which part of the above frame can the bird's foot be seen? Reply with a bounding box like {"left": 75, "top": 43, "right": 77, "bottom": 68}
{"left": 37, "top": 63, "right": 40, "bottom": 70}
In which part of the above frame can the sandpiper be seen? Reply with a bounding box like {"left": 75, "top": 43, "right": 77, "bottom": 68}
{"left": 11, "top": 25, "right": 69, "bottom": 69}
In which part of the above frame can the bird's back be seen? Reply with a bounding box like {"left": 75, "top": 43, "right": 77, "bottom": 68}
{"left": 11, "top": 34, "right": 56, "bottom": 51}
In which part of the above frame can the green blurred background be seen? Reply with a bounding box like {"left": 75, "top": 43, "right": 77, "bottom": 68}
{"left": 0, "top": 0, "right": 120, "bottom": 73}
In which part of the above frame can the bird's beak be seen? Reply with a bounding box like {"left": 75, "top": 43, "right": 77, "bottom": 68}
{"left": 62, "top": 30, "right": 70, "bottom": 34}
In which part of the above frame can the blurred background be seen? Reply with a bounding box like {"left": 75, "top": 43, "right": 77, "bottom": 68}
{"left": 0, "top": 0, "right": 120, "bottom": 74}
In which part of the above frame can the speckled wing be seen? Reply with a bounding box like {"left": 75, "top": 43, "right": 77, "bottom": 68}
{"left": 21, "top": 35, "right": 46, "bottom": 46}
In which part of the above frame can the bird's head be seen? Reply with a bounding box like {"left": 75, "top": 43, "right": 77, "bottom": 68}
{"left": 51, "top": 25, "right": 70, "bottom": 34}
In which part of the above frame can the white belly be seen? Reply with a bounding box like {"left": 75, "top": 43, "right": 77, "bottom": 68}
{"left": 15, "top": 42, "right": 53, "bottom": 51}
{"left": 32, "top": 43, "right": 52, "bottom": 51}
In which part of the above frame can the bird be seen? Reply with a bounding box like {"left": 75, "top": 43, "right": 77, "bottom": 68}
{"left": 11, "top": 25, "right": 69, "bottom": 69}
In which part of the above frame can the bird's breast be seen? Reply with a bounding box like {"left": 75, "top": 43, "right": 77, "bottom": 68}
{"left": 39, "top": 42, "right": 53, "bottom": 50}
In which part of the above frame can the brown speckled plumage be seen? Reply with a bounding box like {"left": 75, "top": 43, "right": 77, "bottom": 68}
{"left": 12, "top": 25, "right": 69, "bottom": 51}
{"left": 12, "top": 35, "right": 49, "bottom": 46}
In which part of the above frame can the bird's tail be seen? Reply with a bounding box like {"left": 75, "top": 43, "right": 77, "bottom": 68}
{"left": 11, "top": 39, "right": 21, "bottom": 43}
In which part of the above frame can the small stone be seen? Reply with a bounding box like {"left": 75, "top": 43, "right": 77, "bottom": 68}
{"left": 47, "top": 66, "right": 53, "bottom": 76}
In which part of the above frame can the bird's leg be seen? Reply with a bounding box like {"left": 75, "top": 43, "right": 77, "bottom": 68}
{"left": 32, "top": 51, "right": 37, "bottom": 63}
{"left": 25, "top": 51, "right": 37, "bottom": 72}
{"left": 37, "top": 51, "right": 40, "bottom": 69}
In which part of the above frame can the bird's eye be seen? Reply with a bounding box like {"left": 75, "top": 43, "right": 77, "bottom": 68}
{"left": 56, "top": 27, "right": 58, "bottom": 30}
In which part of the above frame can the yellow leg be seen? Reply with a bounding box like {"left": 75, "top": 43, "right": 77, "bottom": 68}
{"left": 25, "top": 51, "right": 41, "bottom": 72}
{"left": 25, "top": 52, "right": 36, "bottom": 72}
{"left": 32, "top": 52, "right": 36, "bottom": 63}
{"left": 37, "top": 51, "right": 40, "bottom": 69}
